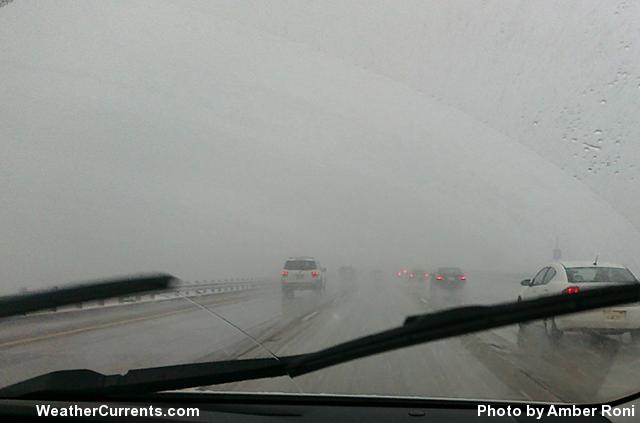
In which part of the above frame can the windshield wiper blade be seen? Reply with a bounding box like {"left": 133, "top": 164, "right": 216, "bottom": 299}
{"left": 1, "top": 284, "right": 638, "bottom": 398}
{"left": 0, "top": 356, "right": 302, "bottom": 399}
{"left": 0, "top": 273, "right": 176, "bottom": 319}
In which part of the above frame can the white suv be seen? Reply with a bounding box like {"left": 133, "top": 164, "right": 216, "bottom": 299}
{"left": 281, "top": 257, "right": 326, "bottom": 298}
{"left": 518, "top": 261, "right": 640, "bottom": 342}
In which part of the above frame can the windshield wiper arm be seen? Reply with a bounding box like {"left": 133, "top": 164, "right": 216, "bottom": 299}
{"left": 1, "top": 284, "right": 638, "bottom": 398}
{"left": 0, "top": 273, "right": 176, "bottom": 319}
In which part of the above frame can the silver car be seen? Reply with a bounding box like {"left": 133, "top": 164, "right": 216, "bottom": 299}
{"left": 281, "top": 257, "right": 326, "bottom": 298}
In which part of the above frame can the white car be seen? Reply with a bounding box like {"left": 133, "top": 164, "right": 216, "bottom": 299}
{"left": 518, "top": 261, "right": 640, "bottom": 342}
{"left": 281, "top": 257, "right": 326, "bottom": 298}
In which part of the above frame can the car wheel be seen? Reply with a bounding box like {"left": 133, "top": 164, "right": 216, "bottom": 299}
{"left": 545, "top": 318, "right": 563, "bottom": 342}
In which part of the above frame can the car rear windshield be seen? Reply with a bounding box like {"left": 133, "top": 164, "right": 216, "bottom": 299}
{"left": 438, "top": 267, "right": 462, "bottom": 275}
{"left": 565, "top": 267, "right": 637, "bottom": 283}
{"left": 284, "top": 260, "right": 317, "bottom": 270}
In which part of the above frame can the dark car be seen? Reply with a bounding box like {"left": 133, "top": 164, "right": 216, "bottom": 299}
{"left": 430, "top": 267, "right": 467, "bottom": 289}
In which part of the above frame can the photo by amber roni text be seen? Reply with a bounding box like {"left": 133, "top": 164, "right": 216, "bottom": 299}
{"left": 478, "top": 404, "right": 635, "bottom": 419}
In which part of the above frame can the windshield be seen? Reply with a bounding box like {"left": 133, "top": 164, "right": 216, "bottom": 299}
{"left": 566, "top": 267, "right": 637, "bottom": 283}
{"left": 2, "top": 0, "right": 640, "bottom": 405}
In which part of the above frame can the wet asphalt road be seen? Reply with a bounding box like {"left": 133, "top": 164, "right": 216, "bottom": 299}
{"left": 1, "top": 272, "right": 639, "bottom": 403}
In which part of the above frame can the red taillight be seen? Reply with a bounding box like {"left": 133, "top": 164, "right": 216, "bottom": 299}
{"left": 424, "top": 273, "right": 429, "bottom": 278}
{"left": 564, "top": 286, "right": 580, "bottom": 295}
{"left": 396, "top": 271, "right": 402, "bottom": 277}
{"left": 311, "top": 271, "right": 320, "bottom": 278}
{"left": 436, "top": 275, "right": 444, "bottom": 280}
{"left": 281, "top": 270, "right": 288, "bottom": 277}
{"left": 459, "top": 275, "right": 467, "bottom": 281}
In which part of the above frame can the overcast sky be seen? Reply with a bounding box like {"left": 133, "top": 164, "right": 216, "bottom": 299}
{"left": 2, "top": 1, "right": 640, "bottom": 291}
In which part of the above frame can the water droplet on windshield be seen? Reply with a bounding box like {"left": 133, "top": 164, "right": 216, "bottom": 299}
{"left": 594, "top": 129, "right": 603, "bottom": 135}
{"left": 532, "top": 121, "right": 538, "bottom": 126}
{"left": 600, "top": 99, "right": 607, "bottom": 104}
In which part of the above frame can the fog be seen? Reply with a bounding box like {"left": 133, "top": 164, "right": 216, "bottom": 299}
{"left": 2, "top": 1, "right": 639, "bottom": 291}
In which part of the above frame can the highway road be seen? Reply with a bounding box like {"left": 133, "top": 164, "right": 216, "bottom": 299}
{"left": 1, "top": 272, "right": 639, "bottom": 404}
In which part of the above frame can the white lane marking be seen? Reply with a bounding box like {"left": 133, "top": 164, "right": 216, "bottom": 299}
{"left": 302, "top": 311, "right": 318, "bottom": 321}
{"left": 420, "top": 297, "right": 429, "bottom": 304}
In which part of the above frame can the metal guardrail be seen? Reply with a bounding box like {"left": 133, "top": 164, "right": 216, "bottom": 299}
{"left": 25, "top": 278, "right": 273, "bottom": 316}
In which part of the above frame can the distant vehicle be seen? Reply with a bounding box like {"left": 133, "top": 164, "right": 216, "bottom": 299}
{"left": 396, "top": 268, "right": 427, "bottom": 280}
{"left": 338, "top": 266, "right": 356, "bottom": 282}
{"left": 396, "top": 269, "right": 409, "bottom": 278}
{"left": 410, "top": 269, "right": 428, "bottom": 280}
{"left": 281, "top": 257, "right": 326, "bottom": 298}
{"left": 430, "top": 267, "right": 467, "bottom": 289}
{"left": 518, "top": 261, "right": 640, "bottom": 342}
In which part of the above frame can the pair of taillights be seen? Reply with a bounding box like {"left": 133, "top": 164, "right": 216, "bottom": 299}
{"left": 564, "top": 286, "right": 580, "bottom": 295}
{"left": 280, "top": 271, "right": 320, "bottom": 278}
{"left": 435, "top": 275, "right": 467, "bottom": 281}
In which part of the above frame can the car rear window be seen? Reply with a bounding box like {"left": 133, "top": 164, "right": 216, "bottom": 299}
{"left": 284, "top": 260, "right": 317, "bottom": 270}
{"left": 565, "top": 267, "right": 637, "bottom": 283}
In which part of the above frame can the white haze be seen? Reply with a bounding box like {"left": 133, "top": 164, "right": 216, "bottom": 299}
{"left": 1, "top": 1, "right": 639, "bottom": 291}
